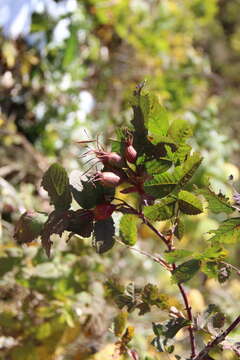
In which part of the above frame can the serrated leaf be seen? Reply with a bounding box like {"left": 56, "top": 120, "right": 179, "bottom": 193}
{"left": 179, "top": 152, "right": 202, "bottom": 187}
{"left": 120, "top": 214, "right": 139, "bottom": 246}
{"left": 144, "top": 170, "right": 181, "bottom": 199}
{"left": 178, "top": 190, "right": 203, "bottom": 215}
{"left": 165, "top": 249, "right": 192, "bottom": 263}
{"left": 144, "top": 153, "right": 202, "bottom": 199}
{"left": 168, "top": 119, "right": 193, "bottom": 142}
{"left": 209, "top": 217, "right": 240, "bottom": 244}
{"left": 145, "top": 158, "right": 172, "bottom": 175}
{"left": 42, "top": 163, "right": 71, "bottom": 210}
{"left": 142, "top": 94, "right": 169, "bottom": 137}
{"left": 194, "top": 246, "right": 228, "bottom": 261}
{"left": 172, "top": 259, "right": 201, "bottom": 283}
{"left": 93, "top": 217, "right": 115, "bottom": 253}
{"left": 41, "top": 210, "right": 69, "bottom": 257}
{"left": 143, "top": 197, "right": 176, "bottom": 221}
{"left": 195, "top": 187, "right": 234, "bottom": 214}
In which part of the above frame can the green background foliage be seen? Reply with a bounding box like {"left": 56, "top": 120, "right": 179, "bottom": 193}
{"left": 0, "top": 1, "right": 240, "bottom": 359}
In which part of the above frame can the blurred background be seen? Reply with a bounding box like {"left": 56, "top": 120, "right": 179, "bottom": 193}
{"left": 0, "top": 0, "right": 240, "bottom": 359}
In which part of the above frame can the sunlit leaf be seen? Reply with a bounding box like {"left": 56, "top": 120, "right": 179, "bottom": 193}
{"left": 120, "top": 214, "right": 139, "bottom": 246}
{"left": 209, "top": 217, "right": 240, "bottom": 244}
{"left": 178, "top": 190, "right": 203, "bottom": 215}
{"left": 172, "top": 259, "right": 201, "bottom": 283}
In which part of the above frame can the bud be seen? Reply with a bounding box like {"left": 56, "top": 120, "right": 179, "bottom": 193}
{"left": 94, "top": 171, "right": 122, "bottom": 187}
{"left": 125, "top": 145, "right": 137, "bottom": 163}
{"left": 14, "top": 211, "right": 47, "bottom": 244}
{"left": 93, "top": 203, "right": 116, "bottom": 220}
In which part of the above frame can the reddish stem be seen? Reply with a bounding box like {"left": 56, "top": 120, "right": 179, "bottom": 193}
{"left": 172, "top": 263, "right": 196, "bottom": 358}
{"left": 193, "top": 315, "right": 240, "bottom": 360}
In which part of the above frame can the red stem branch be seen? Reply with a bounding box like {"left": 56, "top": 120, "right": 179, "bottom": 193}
{"left": 193, "top": 315, "right": 240, "bottom": 360}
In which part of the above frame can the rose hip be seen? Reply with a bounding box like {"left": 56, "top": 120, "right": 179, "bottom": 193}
{"left": 95, "top": 151, "right": 124, "bottom": 167}
{"left": 93, "top": 171, "right": 122, "bottom": 187}
{"left": 125, "top": 145, "right": 137, "bottom": 163}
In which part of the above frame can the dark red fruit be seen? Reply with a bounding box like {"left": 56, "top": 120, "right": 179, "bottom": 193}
{"left": 93, "top": 203, "right": 116, "bottom": 220}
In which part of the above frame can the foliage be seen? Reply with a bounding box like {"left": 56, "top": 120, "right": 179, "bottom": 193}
{"left": 1, "top": 1, "right": 240, "bottom": 359}
{"left": 12, "top": 87, "right": 240, "bottom": 360}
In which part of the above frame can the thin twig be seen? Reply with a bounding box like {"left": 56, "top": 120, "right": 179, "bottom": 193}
{"left": 116, "top": 238, "right": 172, "bottom": 271}
{"left": 142, "top": 217, "right": 171, "bottom": 249}
{"left": 149, "top": 219, "right": 196, "bottom": 358}
{"left": 176, "top": 273, "right": 196, "bottom": 358}
{"left": 193, "top": 315, "right": 240, "bottom": 360}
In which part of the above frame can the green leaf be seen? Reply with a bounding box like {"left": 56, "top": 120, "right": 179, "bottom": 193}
{"left": 143, "top": 197, "right": 176, "bottom": 221}
{"left": 0, "top": 257, "right": 21, "bottom": 277}
{"left": 152, "top": 318, "right": 190, "bottom": 353}
{"left": 120, "top": 214, "right": 139, "bottom": 246}
{"left": 145, "top": 158, "right": 172, "bottom": 175}
{"left": 201, "top": 261, "right": 218, "bottom": 278}
{"left": 178, "top": 190, "right": 203, "bottom": 215}
{"left": 41, "top": 163, "right": 72, "bottom": 210}
{"left": 195, "top": 187, "right": 234, "bottom": 214}
{"left": 194, "top": 246, "right": 228, "bottom": 261}
{"left": 144, "top": 170, "right": 181, "bottom": 199}
{"left": 165, "top": 249, "right": 192, "bottom": 263}
{"left": 209, "top": 217, "right": 240, "bottom": 244}
{"left": 172, "top": 259, "right": 201, "bottom": 283}
{"left": 142, "top": 93, "right": 169, "bottom": 137}
{"left": 168, "top": 119, "right": 193, "bottom": 142}
{"left": 179, "top": 152, "right": 202, "bottom": 187}
{"left": 144, "top": 153, "right": 202, "bottom": 199}
{"left": 142, "top": 284, "right": 170, "bottom": 310}
{"left": 93, "top": 217, "right": 115, "bottom": 253}
{"left": 63, "top": 25, "right": 78, "bottom": 68}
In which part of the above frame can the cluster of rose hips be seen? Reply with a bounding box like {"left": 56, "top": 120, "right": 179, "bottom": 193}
{"left": 79, "top": 131, "right": 152, "bottom": 221}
